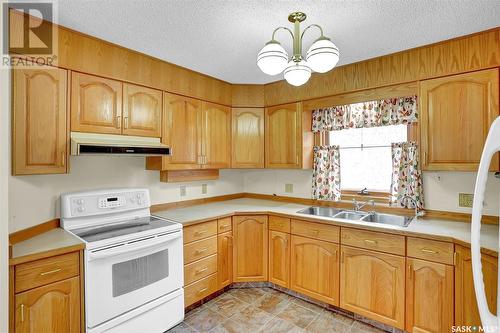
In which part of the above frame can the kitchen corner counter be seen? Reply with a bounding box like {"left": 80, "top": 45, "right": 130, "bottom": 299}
{"left": 10, "top": 228, "right": 85, "bottom": 266}
{"left": 154, "top": 198, "right": 499, "bottom": 254}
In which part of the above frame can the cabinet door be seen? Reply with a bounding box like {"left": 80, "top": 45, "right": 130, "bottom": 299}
{"left": 265, "top": 102, "right": 302, "bottom": 168}
{"left": 71, "top": 72, "right": 122, "bottom": 134}
{"left": 455, "top": 245, "right": 498, "bottom": 327}
{"left": 231, "top": 108, "right": 264, "bottom": 168}
{"left": 290, "top": 235, "right": 339, "bottom": 305}
{"left": 406, "top": 258, "right": 454, "bottom": 333}
{"left": 15, "top": 277, "right": 80, "bottom": 333}
{"left": 340, "top": 246, "right": 405, "bottom": 329}
{"left": 12, "top": 67, "right": 68, "bottom": 175}
{"left": 233, "top": 216, "right": 268, "bottom": 282}
{"left": 420, "top": 68, "right": 499, "bottom": 171}
{"left": 218, "top": 231, "right": 233, "bottom": 289}
{"left": 122, "top": 83, "right": 162, "bottom": 137}
{"left": 201, "top": 102, "right": 231, "bottom": 169}
{"left": 269, "top": 230, "right": 290, "bottom": 288}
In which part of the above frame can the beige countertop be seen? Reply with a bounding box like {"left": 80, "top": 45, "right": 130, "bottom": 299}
{"left": 154, "top": 198, "right": 499, "bottom": 253}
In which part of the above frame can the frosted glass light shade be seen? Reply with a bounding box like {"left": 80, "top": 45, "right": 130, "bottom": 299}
{"left": 257, "top": 41, "right": 288, "bottom": 76}
{"left": 306, "top": 38, "right": 339, "bottom": 73}
{"left": 283, "top": 60, "right": 311, "bottom": 86}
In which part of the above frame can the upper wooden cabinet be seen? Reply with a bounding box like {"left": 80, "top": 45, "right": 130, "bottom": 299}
{"left": 12, "top": 67, "right": 68, "bottom": 175}
{"left": 232, "top": 215, "right": 268, "bottom": 282}
{"left": 420, "top": 68, "right": 499, "bottom": 171}
{"left": 71, "top": 72, "right": 123, "bottom": 134}
{"left": 231, "top": 108, "right": 264, "bottom": 168}
{"left": 455, "top": 245, "right": 498, "bottom": 327}
{"left": 122, "top": 83, "right": 162, "bottom": 137}
{"left": 201, "top": 102, "right": 231, "bottom": 169}
{"left": 265, "top": 102, "right": 313, "bottom": 169}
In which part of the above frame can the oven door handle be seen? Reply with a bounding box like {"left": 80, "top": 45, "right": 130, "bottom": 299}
{"left": 87, "top": 231, "right": 181, "bottom": 261}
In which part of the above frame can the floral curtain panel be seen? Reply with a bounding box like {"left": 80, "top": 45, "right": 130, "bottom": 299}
{"left": 312, "top": 145, "right": 341, "bottom": 201}
{"left": 390, "top": 142, "right": 424, "bottom": 210}
{"left": 312, "top": 95, "right": 418, "bottom": 132}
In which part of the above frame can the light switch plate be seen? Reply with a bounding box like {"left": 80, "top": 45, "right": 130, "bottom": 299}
{"left": 459, "top": 193, "right": 474, "bottom": 208}
{"left": 285, "top": 184, "right": 293, "bottom": 193}
{"left": 202, "top": 184, "right": 208, "bottom": 194}
{"left": 180, "top": 185, "right": 187, "bottom": 197}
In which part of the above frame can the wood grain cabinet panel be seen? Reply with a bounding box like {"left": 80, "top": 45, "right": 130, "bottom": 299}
{"left": 233, "top": 215, "right": 268, "bottom": 282}
{"left": 201, "top": 102, "right": 231, "bottom": 169}
{"left": 420, "top": 68, "right": 499, "bottom": 171}
{"left": 455, "top": 245, "right": 498, "bottom": 327}
{"left": 290, "top": 235, "right": 339, "bottom": 306}
{"left": 14, "top": 277, "right": 80, "bottom": 333}
{"left": 231, "top": 108, "right": 264, "bottom": 168}
{"left": 12, "top": 67, "right": 68, "bottom": 175}
{"left": 217, "top": 231, "right": 233, "bottom": 289}
{"left": 340, "top": 246, "right": 405, "bottom": 329}
{"left": 122, "top": 83, "right": 162, "bottom": 137}
{"left": 269, "top": 230, "right": 290, "bottom": 288}
{"left": 71, "top": 72, "right": 123, "bottom": 134}
{"left": 406, "top": 258, "right": 454, "bottom": 333}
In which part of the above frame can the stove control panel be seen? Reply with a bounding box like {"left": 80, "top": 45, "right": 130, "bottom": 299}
{"left": 98, "top": 196, "right": 126, "bottom": 209}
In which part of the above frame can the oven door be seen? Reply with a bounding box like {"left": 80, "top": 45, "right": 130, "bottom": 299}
{"left": 85, "top": 230, "right": 183, "bottom": 329}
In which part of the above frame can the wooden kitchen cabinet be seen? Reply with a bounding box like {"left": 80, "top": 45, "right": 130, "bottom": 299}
{"left": 340, "top": 245, "right": 405, "bottom": 329}
{"left": 217, "top": 231, "right": 233, "bottom": 289}
{"left": 122, "top": 83, "right": 162, "bottom": 137}
{"left": 406, "top": 258, "right": 454, "bottom": 333}
{"left": 455, "top": 245, "right": 498, "bottom": 327}
{"left": 231, "top": 108, "right": 264, "bottom": 168}
{"left": 420, "top": 68, "right": 499, "bottom": 171}
{"left": 71, "top": 72, "right": 123, "bottom": 135}
{"left": 201, "top": 102, "right": 231, "bottom": 169}
{"left": 290, "top": 235, "right": 339, "bottom": 305}
{"left": 12, "top": 67, "right": 68, "bottom": 175}
{"left": 269, "top": 230, "right": 290, "bottom": 288}
{"left": 233, "top": 216, "right": 268, "bottom": 282}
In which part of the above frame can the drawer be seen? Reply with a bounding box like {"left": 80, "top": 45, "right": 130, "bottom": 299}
{"left": 184, "top": 220, "right": 217, "bottom": 244}
{"left": 217, "top": 217, "right": 232, "bottom": 233}
{"left": 341, "top": 228, "right": 405, "bottom": 256}
{"left": 15, "top": 251, "right": 80, "bottom": 293}
{"left": 407, "top": 237, "right": 454, "bottom": 265}
{"left": 269, "top": 216, "right": 290, "bottom": 233}
{"left": 184, "top": 236, "right": 217, "bottom": 264}
{"left": 185, "top": 273, "right": 218, "bottom": 307}
{"left": 291, "top": 219, "right": 339, "bottom": 243}
{"left": 184, "top": 254, "right": 218, "bottom": 285}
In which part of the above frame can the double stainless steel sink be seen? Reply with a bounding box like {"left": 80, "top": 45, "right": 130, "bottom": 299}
{"left": 296, "top": 206, "right": 414, "bottom": 227}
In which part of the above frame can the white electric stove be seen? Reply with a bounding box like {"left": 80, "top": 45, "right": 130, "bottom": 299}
{"left": 61, "top": 188, "right": 184, "bottom": 333}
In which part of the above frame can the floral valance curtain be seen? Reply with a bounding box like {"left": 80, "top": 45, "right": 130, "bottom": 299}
{"left": 390, "top": 142, "right": 424, "bottom": 210}
{"left": 312, "top": 146, "right": 341, "bottom": 201}
{"left": 312, "top": 95, "right": 418, "bottom": 132}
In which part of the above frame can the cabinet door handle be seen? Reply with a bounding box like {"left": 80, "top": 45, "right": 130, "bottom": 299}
{"left": 20, "top": 304, "right": 25, "bottom": 322}
{"left": 124, "top": 116, "right": 129, "bottom": 129}
{"left": 341, "top": 251, "right": 345, "bottom": 263}
{"left": 408, "top": 264, "right": 413, "bottom": 279}
{"left": 197, "top": 287, "right": 208, "bottom": 294}
{"left": 40, "top": 268, "right": 62, "bottom": 276}
{"left": 116, "top": 116, "right": 121, "bottom": 129}
{"left": 61, "top": 153, "right": 66, "bottom": 167}
{"left": 195, "top": 248, "right": 208, "bottom": 254}
{"left": 196, "top": 267, "right": 208, "bottom": 274}
{"left": 420, "top": 248, "right": 438, "bottom": 254}
{"left": 334, "top": 249, "right": 338, "bottom": 262}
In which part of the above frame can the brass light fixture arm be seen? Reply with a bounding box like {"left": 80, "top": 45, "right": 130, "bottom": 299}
{"left": 301, "top": 23, "right": 327, "bottom": 40}
{"left": 270, "top": 26, "right": 294, "bottom": 43}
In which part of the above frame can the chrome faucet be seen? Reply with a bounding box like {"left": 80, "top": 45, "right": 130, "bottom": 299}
{"left": 401, "top": 195, "right": 425, "bottom": 218}
{"left": 353, "top": 199, "right": 375, "bottom": 214}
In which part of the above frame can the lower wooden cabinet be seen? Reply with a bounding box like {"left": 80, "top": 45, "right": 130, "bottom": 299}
{"left": 406, "top": 258, "right": 454, "bottom": 333}
{"left": 269, "top": 230, "right": 290, "bottom": 288}
{"left": 340, "top": 245, "right": 405, "bottom": 329}
{"left": 455, "top": 245, "right": 498, "bottom": 327}
{"left": 290, "top": 235, "right": 339, "bottom": 305}
{"left": 218, "top": 231, "right": 233, "bottom": 289}
{"left": 14, "top": 276, "right": 80, "bottom": 333}
{"left": 233, "top": 215, "right": 268, "bottom": 282}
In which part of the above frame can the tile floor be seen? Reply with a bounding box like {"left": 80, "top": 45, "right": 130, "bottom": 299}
{"left": 168, "top": 287, "right": 387, "bottom": 333}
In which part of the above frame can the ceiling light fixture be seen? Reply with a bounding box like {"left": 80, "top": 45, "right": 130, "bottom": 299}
{"left": 257, "top": 12, "right": 339, "bottom": 86}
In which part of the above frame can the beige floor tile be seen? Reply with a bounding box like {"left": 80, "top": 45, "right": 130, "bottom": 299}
{"left": 226, "top": 287, "right": 267, "bottom": 304}
{"left": 209, "top": 318, "right": 260, "bottom": 333}
{"left": 205, "top": 293, "right": 249, "bottom": 318}
{"left": 305, "top": 311, "right": 352, "bottom": 333}
{"left": 291, "top": 297, "right": 325, "bottom": 314}
{"left": 168, "top": 322, "right": 197, "bottom": 333}
{"left": 230, "top": 304, "right": 274, "bottom": 327}
{"left": 260, "top": 317, "right": 305, "bottom": 333}
{"left": 320, "top": 309, "right": 355, "bottom": 326}
{"left": 276, "top": 302, "right": 319, "bottom": 329}
{"left": 254, "top": 292, "right": 291, "bottom": 315}
{"left": 351, "top": 321, "right": 387, "bottom": 333}
{"left": 184, "top": 308, "right": 226, "bottom": 332}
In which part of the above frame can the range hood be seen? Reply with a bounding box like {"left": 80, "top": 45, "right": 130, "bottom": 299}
{"left": 70, "top": 132, "right": 170, "bottom": 156}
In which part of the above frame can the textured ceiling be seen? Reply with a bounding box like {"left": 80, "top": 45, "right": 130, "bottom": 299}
{"left": 56, "top": 0, "right": 500, "bottom": 84}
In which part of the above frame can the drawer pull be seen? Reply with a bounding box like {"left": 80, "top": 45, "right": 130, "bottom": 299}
{"left": 40, "top": 268, "right": 62, "bottom": 276}
{"left": 197, "top": 287, "right": 208, "bottom": 294}
{"left": 420, "top": 248, "right": 438, "bottom": 254}
{"left": 220, "top": 225, "right": 228, "bottom": 229}
{"left": 196, "top": 267, "right": 208, "bottom": 274}
{"left": 311, "top": 229, "right": 319, "bottom": 234}
{"left": 364, "top": 239, "right": 378, "bottom": 245}
{"left": 195, "top": 230, "right": 207, "bottom": 236}
{"left": 195, "top": 248, "right": 208, "bottom": 254}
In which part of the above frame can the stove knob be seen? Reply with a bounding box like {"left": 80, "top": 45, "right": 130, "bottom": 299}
{"left": 137, "top": 199, "right": 143, "bottom": 205}
{"left": 77, "top": 206, "right": 85, "bottom": 212}
{"left": 76, "top": 199, "right": 84, "bottom": 205}
{"left": 130, "top": 197, "right": 136, "bottom": 203}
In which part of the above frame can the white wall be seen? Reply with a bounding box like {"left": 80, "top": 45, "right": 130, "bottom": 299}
{"left": 242, "top": 169, "right": 500, "bottom": 216}
{"left": 9, "top": 159, "right": 244, "bottom": 232}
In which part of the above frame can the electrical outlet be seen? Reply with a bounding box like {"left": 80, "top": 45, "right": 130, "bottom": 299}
{"left": 201, "top": 183, "right": 208, "bottom": 194}
{"left": 459, "top": 193, "right": 474, "bottom": 208}
{"left": 180, "top": 185, "right": 187, "bottom": 197}
{"left": 285, "top": 184, "right": 293, "bottom": 193}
